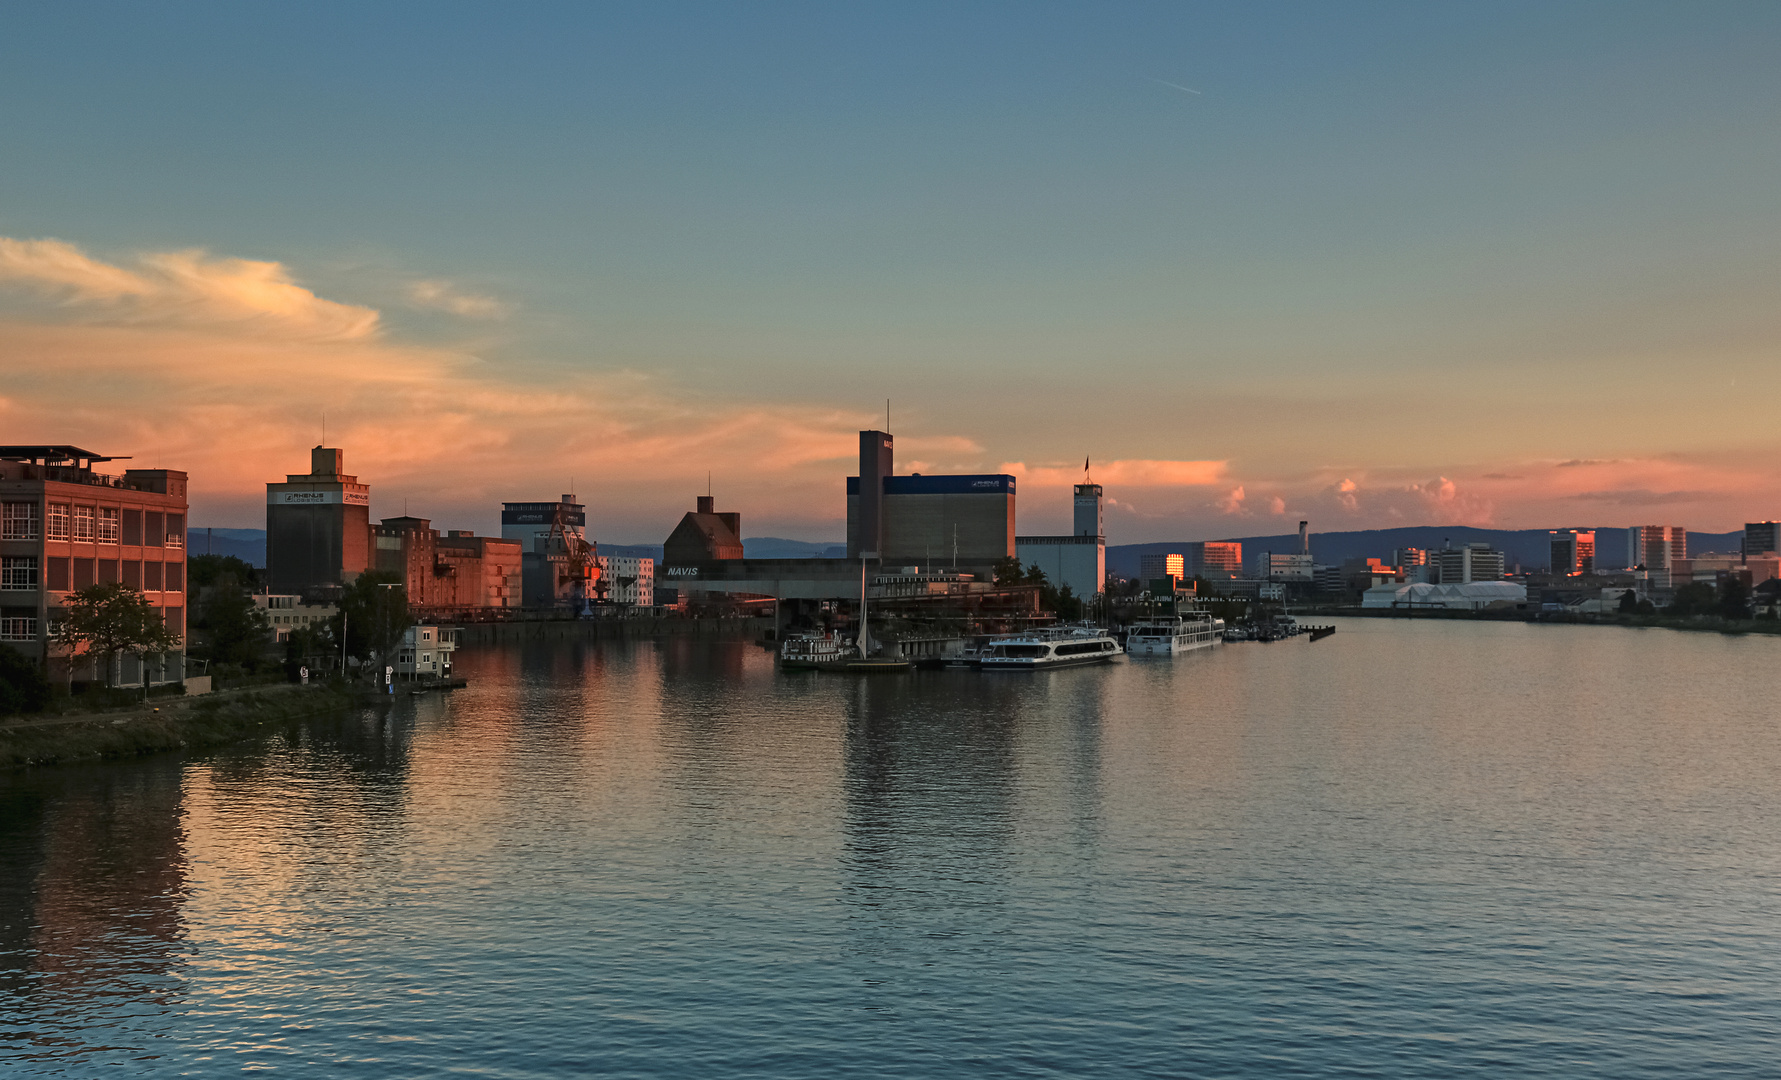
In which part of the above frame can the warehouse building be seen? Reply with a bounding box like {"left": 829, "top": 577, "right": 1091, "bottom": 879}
{"left": 372, "top": 516, "right": 523, "bottom": 614}
{"left": 845, "top": 430, "right": 1015, "bottom": 573}
{"left": 1016, "top": 482, "right": 1105, "bottom": 600}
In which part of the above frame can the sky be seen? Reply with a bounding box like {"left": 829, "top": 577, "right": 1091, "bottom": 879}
{"left": 2, "top": 2, "right": 1778, "bottom": 543}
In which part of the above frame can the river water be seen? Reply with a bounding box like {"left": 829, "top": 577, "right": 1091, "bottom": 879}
{"left": 2, "top": 618, "right": 1778, "bottom": 1077}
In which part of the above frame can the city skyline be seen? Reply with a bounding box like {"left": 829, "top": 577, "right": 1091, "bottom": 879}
{"left": 3, "top": 3, "right": 1779, "bottom": 542}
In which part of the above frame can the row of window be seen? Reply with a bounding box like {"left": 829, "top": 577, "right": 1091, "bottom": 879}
{"left": 0, "top": 609, "right": 183, "bottom": 641}
{"left": 1, "top": 501, "right": 184, "bottom": 546}
{"left": 0, "top": 557, "right": 186, "bottom": 593}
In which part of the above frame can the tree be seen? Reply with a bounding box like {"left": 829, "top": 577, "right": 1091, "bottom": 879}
{"left": 1617, "top": 589, "right": 1640, "bottom": 614}
{"left": 1665, "top": 583, "right": 1717, "bottom": 618}
{"left": 0, "top": 645, "right": 51, "bottom": 715}
{"left": 334, "top": 571, "right": 411, "bottom": 664}
{"left": 56, "top": 583, "right": 182, "bottom": 686}
{"left": 993, "top": 557, "right": 1024, "bottom": 586}
{"left": 1717, "top": 576, "right": 1752, "bottom": 621}
{"left": 197, "top": 573, "right": 274, "bottom": 670}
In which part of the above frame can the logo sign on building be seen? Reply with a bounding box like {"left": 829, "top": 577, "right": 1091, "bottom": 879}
{"left": 664, "top": 566, "right": 700, "bottom": 578}
{"left": 269, "top": 490, "right": 371, "bottom": 506}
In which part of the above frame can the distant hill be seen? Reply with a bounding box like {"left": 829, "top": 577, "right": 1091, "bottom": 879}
{"left": 188, "top": 528, "right": 267, "bottom": 567}
{"left": 1108, "top": 527, "right": 1744, "bottom": 577}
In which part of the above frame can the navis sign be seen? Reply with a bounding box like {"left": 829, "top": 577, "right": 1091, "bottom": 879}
{"left": 663, "top": 566, "right": 700, "bottom": 578}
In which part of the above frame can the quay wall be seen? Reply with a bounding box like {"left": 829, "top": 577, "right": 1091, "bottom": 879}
{"left": 457, "top": 616, "right": 775, "bottom": 646}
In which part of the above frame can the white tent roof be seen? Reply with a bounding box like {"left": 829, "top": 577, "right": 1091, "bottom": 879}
{"left": 1361, "top": 581, "right": 1526, "bottom": 608}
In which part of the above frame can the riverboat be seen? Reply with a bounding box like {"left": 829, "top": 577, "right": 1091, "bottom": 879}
{"left": 978, "top": 626, "right": 1122, "bottom": 670}
{"left": 1124, "top": 610, "right": 1225, "bottom": 657}
{"left": 779, "top": 633, "right": 912, "bottom": 673}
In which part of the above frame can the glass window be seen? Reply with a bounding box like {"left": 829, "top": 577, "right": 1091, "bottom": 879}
{"left": 1, "top": 557, "right": 39, "bottom": 589}
{"left": 46, "top": 557, "right": 69, "bottom": 592}
{"left": 166, "top": 514, "right": 184, "bottom": 547}
{"left": 46, "top": 504, "right": 69, "bottom": 540}
{"left": 72, "top": 558, "right": 95, "bottom": 589}
{"left": 144, "top": 511, "right": 164, "bottom": 547}
{"left": 0, "top": 615, "right": 35, "bottom": 641}
{"left": 165, "top": 562, "right": 184, "bottom": 593}
{"left": 122, "top": 509, "right": 143, "bottom": 546}
{"left": 2, "top": 502, "right": 40, "bottom": 541}
{"left": 72, "top": 505, "right": 95, "bottom": 541}
{"left": 144, "top": 562, "right": 163, "bottom": 591}
{"left": 123, "top": 561, "right": 142, "bottom": 589}
{"left": 98, "top": 507, "right": 120, "bottom": 543}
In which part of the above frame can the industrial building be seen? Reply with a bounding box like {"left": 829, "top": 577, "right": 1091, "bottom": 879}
{"left": 1549, "top": 529, "right": 1596, "bottom": 575}
{"left": 1, "top": 445, "right": 188, "bottom": 685}
{"left": 595, "top": 554, "right": 655, "bottom": 607}
{"left": 1362, "top": 581, "right": 1527, "bottom": 611}
{"left": 266, "top": 447, "right": 371, "bottom": 595}
{"left": 1016, "top": 483, "right": 1106, "bottom": 600}
{"left": 1256, "top": 522, "right": 1315, "bottom": 583}
{"left": 503, "top": 496, "right": 599, "bottom": 611}
{"left": 846, "top": 430, "right": 1015, "bottom": 572}
{"left": 373, "top": 516, "right": 523, "bottom": 614}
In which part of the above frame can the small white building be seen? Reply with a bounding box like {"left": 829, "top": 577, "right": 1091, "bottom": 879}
{"left": 255, "top": 593, "right": 338, "bottom": 642}
{"left": 595, "top": 555, "right": 655, "bottom": 606}
{"left": 1362, "top": 581, "right": 1526, "bottom": 611}
{"left": 395, "top": 624, "right": 458, "bottom": 679}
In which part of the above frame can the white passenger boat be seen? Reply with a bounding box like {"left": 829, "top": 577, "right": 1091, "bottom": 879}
{"left": 1124, "top": 610, "right": 1225, "bottom": 657}
{"left": 978, "top": 626, "right": 1122, "bottom": 670}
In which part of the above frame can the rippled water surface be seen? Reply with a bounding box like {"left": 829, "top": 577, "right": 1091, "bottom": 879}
{"left": 3, "top": 618, "right": 1780, "bottom": 1077}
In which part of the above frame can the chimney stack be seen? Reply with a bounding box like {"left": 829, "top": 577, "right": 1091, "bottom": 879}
{"left": 697, "top": 495, "right": 714, "bottom": 514}
{"left": 1299, "top": 520, "right": 1309, "bottom": 555}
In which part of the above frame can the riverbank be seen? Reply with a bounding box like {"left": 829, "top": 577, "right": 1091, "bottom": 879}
{"left": 0, "top": 681, "right": 361, "bottom": 770}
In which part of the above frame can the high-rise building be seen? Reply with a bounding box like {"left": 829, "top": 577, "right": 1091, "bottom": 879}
{"left": 266, "top": 446, "right": 370, "bottom": 594}
{"left": 1550, "top": 529, "right": 1596, "bottom": 575}
{"left": 1, "top": 445, "right": 188, "bottom": 685}
{"left": 1624, "top": 525, "right": 1685, "bottom": 586}
{"left": 1016, "top": 482, "right": 1104, "bottom": 599}
{"left": 1746, "top": 521, "right": 1780, "bottom": 558}
{"left": 1193, "top": 541, "right": 1243, "bottom": 575}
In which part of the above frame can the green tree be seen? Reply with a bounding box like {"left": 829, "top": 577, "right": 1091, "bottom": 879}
{"left": 1617, "top": 589, "right": 1640, "bottom": 614}
{"left": 0, "top": 645, "right": 52, "bottom": 715}
{"left": 993, "top": 557, "right": 1024, "bottom": 586}
{"left": 1024, "top": 563, "right": 1048, "bottom": 586}
{"left": 56, "top": 583, "right": 182, "bottom": 687}
{"left": 197, "top": 573, "right": 274, "bottom": 670}
{"left": 334, "top": 571, "right": 411, "bottom": 665}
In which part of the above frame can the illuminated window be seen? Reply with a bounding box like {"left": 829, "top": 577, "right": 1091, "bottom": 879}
{"left": 72, "top": 505, "right": 95, "bottom": 541}
{"left": 98, "top": 507, "right": 120, "bottom": 543}
{"left": 2, "top": 503, "right": 40, "bottom": 541}
{"left": 46, "top": 504, "right": 69, "bottom": 540}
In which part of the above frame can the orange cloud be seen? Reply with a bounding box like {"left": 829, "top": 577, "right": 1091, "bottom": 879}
{"left": 0, "top": 236, "right": 377, "bottom": 339}
{"left": 999, "top": 459, "right": 1227, "bottom": 488}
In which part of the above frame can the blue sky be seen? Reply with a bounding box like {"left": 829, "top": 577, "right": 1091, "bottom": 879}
{"left": 3, "top": 3, "right": 1778, "bottom": 541}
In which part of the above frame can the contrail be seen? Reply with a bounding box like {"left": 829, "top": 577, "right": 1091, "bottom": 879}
{"left": 1151, "top": 78, "right": 1202, "bottom": 95}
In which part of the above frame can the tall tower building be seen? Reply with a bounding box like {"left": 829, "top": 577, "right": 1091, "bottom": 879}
{"left": 1074, "top": 483, "right": 1103, "bottom": 538}
{"left": 850, "top": 430, "right": 894, "bottom": 559}
{"left": 266, "top": 446, "right": 370, "bottom": 594}
{"left": 1746, "top": 521, "right": 1780, "bottom": 558}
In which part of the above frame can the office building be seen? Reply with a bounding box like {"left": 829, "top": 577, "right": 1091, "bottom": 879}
{"left": 1746, "top": 522, "right": 1780, "bottom": 558}
{"left": 846, "top": 430, "right": 1015, "bottom": 571}
{"left": 502, "top": 496, "right": 585, "bottom": 550}
{"left": 1016, "top": 483, "right": 1105, "bottom": 599}
{"left": 266, "top": 446, "right": 371, "bottom": 594}
{"left": 1549, "top": 529, "right": 1596, "bottom": 575}
{"left": 1, "top": 445, "right": 188, "bottom": 685}
{"left": 256, "top": 593, "right": 338, "bottom": 642}
{"left": 1433, "top": 542, "right": 1505, "bottom": 584}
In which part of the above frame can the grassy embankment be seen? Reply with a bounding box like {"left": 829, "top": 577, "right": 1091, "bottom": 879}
{"left": 0, "top": 681, "right": 363, "bottom": 770}
{"left": 1304, "top": 605, "right": 1781, "bottom": 634}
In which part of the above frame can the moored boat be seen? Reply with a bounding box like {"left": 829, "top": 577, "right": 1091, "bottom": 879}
{"left": 1125, "top": 610, "right": 1225, "bottom": 657}
{"left": 978, "top": 625, "right": 1122, "bottom": 670}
